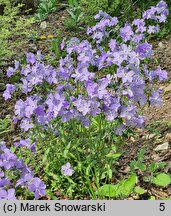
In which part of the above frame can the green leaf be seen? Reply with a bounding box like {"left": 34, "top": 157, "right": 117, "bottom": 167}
{"left": 106, "top": 153, "right": 121, "bottom": 159}
{"left": 116, "top": 175, "right": 137, "bottom": 197}
{"left": 97, "top": 175, "right": 137, "bottom": 198}
{"left": 152, "top": 173, "right": 171, "bottom": 187}
{"left": 136, "top": 161, "right": 146, "bottom": 171}
{"left": 161, "top": 197, "right": 171, "bottom": 200}
{"left": 134, "top": 186, "right": 145, "bottom": 195}
{"left": 96, "top": 184, "right": 118, "bottom": 197}
{"left": 148, "top": 196, "right": 156, "bottom": 200}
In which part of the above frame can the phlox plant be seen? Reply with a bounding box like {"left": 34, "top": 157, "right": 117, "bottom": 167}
{"left": 2, "top": 0, "right": 169, "bottom": 199}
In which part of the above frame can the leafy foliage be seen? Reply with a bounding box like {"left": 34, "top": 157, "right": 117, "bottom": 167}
{"left": 152, "top": 173, "right": 171, "bottom": 187}
{"left": 96, "top": 175, "right": 137, "bottom": 198}
{"left": 0, "top": 1, "right": 35, "bottom": 65}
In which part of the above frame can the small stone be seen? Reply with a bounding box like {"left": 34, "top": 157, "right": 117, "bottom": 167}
{"left": 154, "top": 142, "right": 169, "bottom": 151}
{"left": 165, "top": 133, "right": 171, "bottom": 142}
{"left": 40, "top": 21, "right": 47, "bottom": 29}
{"left": 145, "top": 134, "right": 156, "bottom": 139}
{"left": 130, "top": 137, "right": 135, "bottom": 142}
{"left": 158, "top": 42, "right": 164, "bottom": 48}
{"left": 0, "top": 83, "right": 6, "bottom": 91}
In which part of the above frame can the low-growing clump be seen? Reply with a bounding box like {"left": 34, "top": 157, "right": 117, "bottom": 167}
{"left": 1, "top": 0, "right": 170, "bottom": 199}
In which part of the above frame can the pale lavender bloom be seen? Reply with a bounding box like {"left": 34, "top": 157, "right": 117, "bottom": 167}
{"left": 37, "top": 50, "right": 42, "bottom": 61}
{"left": 120, "top": 44, "right": 132, "bottom": 60}
{"left": 81, "top": 116, "right": 91, "bottom": 128}
{"left": 157, "top": 0, "right": 167, "bottom": 9}
{"left": 155, "top": 68, "right": 168, "bottom": 81}
{"left": 26, "top": 53, "right": 36, "bottom": 65}
{"left": 147, "top": 25, "right": 160, "bottom": 34}
{"left": 28, "top": 177, "right": 46, "bottom": 199}
{"left": 3, "top": 84, "right": 16, "bottom": 100}
{"left": 157, "top": 14, "right": 167, "bottom": 22}
{"left": 60, "top": 38, "right": 65, "bottom": 50}
{"left": 110, "top": 17, "right": 118, "bottom": 26}
{"left": 104, "top": 97, "right": 120, "bottom": 121}
{"left": 122, "top": 88, "right": 133, "bottom": 98}
{"left": 14, "top": 60, "right": 20, "bottom": 70}
{"left": 131, "top": 34, "right": 145, "bottom": 44}
{"left": 74, "top": 96, "right": 91, "bottom": 116}
{"left": 135, "top": 42, "right": 153, "bottom": 59}
{"left": 61, "top": 162, "right": 74, "bottom": 176}
{"left": 109, "top": 39, "right": 117, "bottom": 52}
{"left": 15, "top": 172, "right": 33, "bottom": 187}
{"left": 88, "top": 100, "right": 101, "bottom": 117}
{"left": 21, "top": 65, "right": 31, "bottom": 76}
{"left": 120, "top": 23, "right": 134, "bottom": 42}
{"left": 114, "top": 124, "right": 126, "bottom": 136}
{"left": 132, "top": 19, "right": 146, "bottom": 33}
{"left": 0, "top": 170, "right": 4, "bottom": 178}
{"left": 85, "top": 81, "right": 98, "bottom": 98}
{"left": 87, "top": 27, "right": 92, "bottom": 35}
{"left": 34, "top": 105, "right": 45, "bottom": 116}
{"left": 0, "top": 149, "right": 17, "bottom": 170}
{"left": 14, "top": 99, "right": 26, "bottom": 118}
{"left": 21, "top": 78, "right": 33, "bottom": 94}
{"left": 129, "top": 51, "right": 140, "bottom": 66}
{"left": 0, "top": 178, "right": 11, "bottom": 187}
{"left": 120, "top": 104, "right": 137, "bottom": 120}
{"left": 144, "top": 68, "right": 156, "bottom": 81}
{"left": 143, "top": 6, "right": 157, "bottom": 20}
{"left": 0, "top": 189, "right": 16, "bottom": 200}
{"left": 6, "top": 67, "right": 15, "bottom": 77}
{"left": 14, "top": 139, "right": 30, "bottom": 148}
{"left": 149, "top": 90, "right": 162, "bottom": 106}
{"left": 126, "top": 115, "right": 145, "bottom": 129}
{"left": 20, "top": 118, "right": 34, "bottom": 131}
{"left": 25, "top": 97, "right": 38, "bottom": 118}
{"left": 97, "top": 81, "right": 108, "bottom": 99}
{"left": 6, "top": 61, "right": 19, "bottom": 77}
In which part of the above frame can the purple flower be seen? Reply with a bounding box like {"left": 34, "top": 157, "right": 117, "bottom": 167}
{"left": 14, "top": 139, "right": 30, "bottom": 148}
{"left": 61, "top": 39, "right": 65, "bottom": 50}
{"left": 14, "top": 139, "right": 36, "bottom": 153}
{"left": 6, "top": 67, "right": 15, "bottom": 77}
{"left": 15, "top": 172, "right": 33, "bottom": 187}
{"left": 34, "top": 105, "right": 45, "bottom": 117}
{"left": 155, "top": 68, "right": 168, "bottom": 81}
{"left": 120, "top": 23, "right": 134, "bottom": 42}
{"left": 0, "top": 178, "right": 11, "bottom": 187}
{"left": 114, "top": 124, "right": 126, "bottom": 136}
{"left": 3, "top": 84, "right": 16, "bottom": 100}
{"left": 143, "top": 7, "right": 157, "bottom": 20}
{"left": 135, "top": 42, "right": 153, "bottom": 59}
{"left": 0, "top": 149, "right": 17, "bottom": 170}
{"left": 20, "top": 118, "right": 34, "bottom": 131}
{"left": 149, "top": 90, "right": 162, "bottom": 106}
{"left": 28, "top": 177, "right": 46, "bottom": 199}
{"left": 0, "top": 189, "right": 16, "bottom": 200}
{"left": 61, "top": 162, "right": 74, "bottom": 176}
{"left": 26, "top": 53, "right": 36, "bottom": 65}
{"left": 37, "top": 50, "right": 42, "bottom": 61}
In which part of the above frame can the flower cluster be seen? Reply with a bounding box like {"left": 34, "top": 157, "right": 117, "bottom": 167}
{"left": 0, "top": 142, "right": 46, "bottom": 200}
{"left": 3, "top": 1, "right": 168, "bottom": 136}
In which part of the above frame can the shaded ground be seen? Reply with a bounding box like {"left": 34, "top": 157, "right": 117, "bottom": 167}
{"left": 0, "top": 8, "right": 171, "bottom": 199}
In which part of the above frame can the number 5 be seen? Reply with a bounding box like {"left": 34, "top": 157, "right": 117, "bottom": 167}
{"left": 159, "top": 203, "right": 165, "bottom": 211}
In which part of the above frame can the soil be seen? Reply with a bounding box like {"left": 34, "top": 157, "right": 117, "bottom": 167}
{"left": 0, "top": 7, "right": 171, "bottom": 200}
